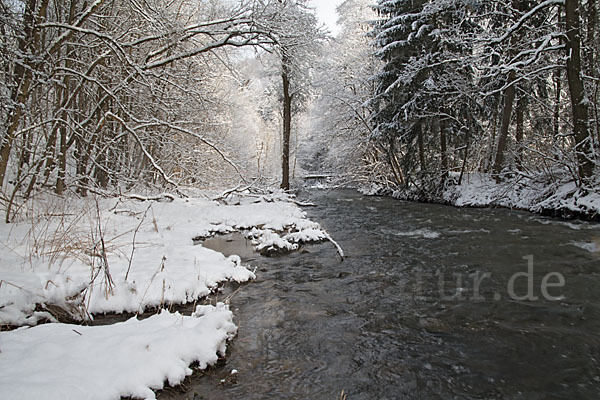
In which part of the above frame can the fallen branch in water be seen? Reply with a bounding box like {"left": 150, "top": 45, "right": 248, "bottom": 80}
{"left": 323, "top": 231, "right": 344, "bottom": 260}
{"left": 289, "top": 199, "right": 316, "bottom": 207}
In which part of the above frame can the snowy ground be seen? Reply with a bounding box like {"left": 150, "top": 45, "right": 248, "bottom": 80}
{"left": 0, "top": 191, "right": 328, "bottom": 399}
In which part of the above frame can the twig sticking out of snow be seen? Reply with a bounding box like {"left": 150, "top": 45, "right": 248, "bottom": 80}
{"left": 94, "top": 198, "right": 114, "bottom": 297}
{"left": 125, "top": 204, "right": 152, "bottom": 281}
{"left": 323, "top": 231, "right": 344, "bottom": 261}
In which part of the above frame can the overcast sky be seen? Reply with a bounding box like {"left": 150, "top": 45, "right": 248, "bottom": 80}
{"left": 308, "top": 0, "right": 344, "bottom": 36}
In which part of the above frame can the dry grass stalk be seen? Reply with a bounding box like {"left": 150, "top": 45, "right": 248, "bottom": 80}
{"left": 125, "top": 204, "right": 152, "bottom": 281}
{"left": 136, "top": 255, "right": 167, "bottom": 316}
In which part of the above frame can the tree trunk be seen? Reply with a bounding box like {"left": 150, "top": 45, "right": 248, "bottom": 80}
{"left": 387, "top": 139, "right": 404, "bottom": 186}
{"left": 19, "top": 89, "right": 36, "bottom": 171}
{"left": 553, "top": 68, "right": 561, "bottom": 140}
{"left": 56, "top": 122, "right": 68, "bottom": 195}
{"left": 95, "top": 143, "right": 109, "bottom": 189}
{"left": 493, "top": 71, "right": 517, "bottom": 176}
{"left": 440, "top": 117, "right": 448, "bottom": 182}
{"left": 565, "top": 0, "right": 594, "bottom": 184}
{"left": 1, "top": 74, "right": 33, "bottom": 188}
{"left": 493, "top": 0, "right": 525, "bottom": 177}
{"left": 280, "top": 59, "right": 292, "bottom": 191}
{"left": 56, "top": 0, "right": 77, "bottom": 195}
{"left": 586, "top": 0, "right": 600, "bottom": 151}
{"left": 0, "top": 0, "right": 49, "bottom": 189}
{"left": 42, "top": 127, "right": 58, "bottom": 183}
{"left": 458, "top": 136, "right": 470, "bottom": 186}
{"left": 515, "top": 95, "right": 524, "bottom": 170}
{"left": 486, "top": 104, "right": 499, "bottom": 172}
{"left": 417, "top": 123, "right": 426, "bottom": 171}
{"left": 585, "top": 0, "right": 596, "bottom": 77}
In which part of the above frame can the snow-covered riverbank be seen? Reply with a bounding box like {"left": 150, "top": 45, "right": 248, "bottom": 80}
{"left": 362, "top": 173, "right": 600, "bottom": 221}
{"left": 0, "top": 191, "right": 328, "bottom": 399}
{"left": 442, "top": 174, "right": 600, "bottom": 219}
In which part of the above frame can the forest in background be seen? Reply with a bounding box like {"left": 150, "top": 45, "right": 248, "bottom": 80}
{"left": 0, "top": 0, "right": 325, "bottom": 223}
{"left": 308, "top": 0, "right": 600, "bottom": 207}
{"left": 1, "top": 0, "right": 599, "bottom": 222}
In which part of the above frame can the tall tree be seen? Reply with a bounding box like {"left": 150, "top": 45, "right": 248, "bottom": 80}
{"left": 565, "top": 0, "right": 595, "bottom": 184}
{"left": 370, "top": 0, "right": 479, "bottom": 187}
{"left": 254, "top": 0, "right": 325, "bottom": 190}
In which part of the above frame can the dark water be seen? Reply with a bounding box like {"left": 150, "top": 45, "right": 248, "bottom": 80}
{"left": 159, "top": 189, "right": 600, "bottom": 400}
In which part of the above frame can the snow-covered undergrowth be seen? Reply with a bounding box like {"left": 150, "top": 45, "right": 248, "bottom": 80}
{"left": 377, "top": 173, "right": 600, "bottom": 220}
{"left": 0, "top": 191, "right": 327, "bottom": 399}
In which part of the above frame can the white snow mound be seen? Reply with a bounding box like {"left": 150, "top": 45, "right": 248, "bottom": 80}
{"left": 0, "top": 304, "right": 235, "bottom": 400}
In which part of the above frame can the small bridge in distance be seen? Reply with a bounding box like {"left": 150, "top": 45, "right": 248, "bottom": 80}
{"left": 302, "top": 172, "right": 337, "bottom": 180}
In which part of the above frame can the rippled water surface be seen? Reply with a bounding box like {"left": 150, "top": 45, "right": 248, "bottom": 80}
{"left": 159, "top": 189, "right": 600, "bottom": 400}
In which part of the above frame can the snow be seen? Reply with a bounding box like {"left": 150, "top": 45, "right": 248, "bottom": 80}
{"left": 0, "top": 304, "right": 235, "bottom": 400}
{"left": 0, "top": 191, "right": 331, "bottom": 399}
{"left": 247, "top": 223, "right": 328, "bottom": 254}
{"left": 359, "top": 183, "right": 385, "bottom": 196}
{"left": 388, "top": 173, "right": 600, "bottom": 221}
{"left": 570, "top": 241, "right": 599, "bottom": 253}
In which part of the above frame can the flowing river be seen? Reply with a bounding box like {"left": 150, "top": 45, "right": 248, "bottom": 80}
{"left": 160, "top": 189, "right": 600, "bottom": 399}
